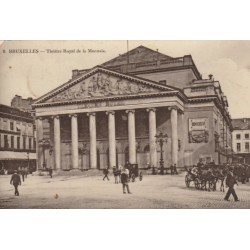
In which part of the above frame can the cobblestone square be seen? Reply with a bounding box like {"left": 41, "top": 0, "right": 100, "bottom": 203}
{"left": 1, "top": 172, "right": 250, "bottom": 209}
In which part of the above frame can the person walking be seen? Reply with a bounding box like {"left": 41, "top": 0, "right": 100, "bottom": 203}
{"left": 224, "top": 167, "right": 239, "bottom": 202}
{"left": 103, "top": 167, "right": 110, "bottom": 181}
{"left": 121, "top": 166, "right": 131, "bottom": 194}
{"left": 10, "top": 170, "right": 22, "bottom": 196}
{"left": 48, "top": 167, "right": 53, "bottom": 178}
{"left": 21, "top": 168, "right": 25, "bottom": 182}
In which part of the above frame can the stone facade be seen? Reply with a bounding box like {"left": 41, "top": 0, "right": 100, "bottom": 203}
{"left": 33, "top": 46, "right": 233, "bottom": 171}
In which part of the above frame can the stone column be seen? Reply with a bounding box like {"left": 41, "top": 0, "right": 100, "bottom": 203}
{"left": 106, "top": 111, "right": 116, "bottom": 168}
{"left": 169, "top": 107, "right": 178, "bottom": 165}
{"left": 146, "top": 108, "right": 157, "bottom": 167}
{"left": 53, "top": 115, "right": 61, "bottom": 170}
{"left": 87, "top": 112, "right": 97, "bottom": 169}
{"left": 69, "top": 114, "right": 78, "bottom": 169}
{"left": 36, "top": 117, "right": 43, "bottom": 170}
{"left": 126, "top": 110, "right": 136, "bottom": 164}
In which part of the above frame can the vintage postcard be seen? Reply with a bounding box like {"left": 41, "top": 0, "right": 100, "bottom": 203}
{"left": 0, "top": 40, "right": 250, "bottom": 208}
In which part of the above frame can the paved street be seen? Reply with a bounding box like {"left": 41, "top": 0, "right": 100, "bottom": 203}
{"left": 0, "top": 172, "right": 250, "bottom": 209}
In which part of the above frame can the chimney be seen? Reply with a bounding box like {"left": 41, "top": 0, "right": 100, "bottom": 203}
{"left": 72, "top": 69, "right": 79, "bottom": 78}
{"left": 209, "top": 74, "right": 213, "bottom": 80}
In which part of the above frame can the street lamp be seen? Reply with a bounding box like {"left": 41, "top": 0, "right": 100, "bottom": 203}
{"left": 27, "top": 152, "right": 30, "bottom": 171}
{"left": 38, "top": 138, "right": 51, "bottom": 170}
{"left": 225, "top": 144, "right": 229, "bottom": 163}
{"left": 155, "top": 132, "right": 168, "bottom": 175}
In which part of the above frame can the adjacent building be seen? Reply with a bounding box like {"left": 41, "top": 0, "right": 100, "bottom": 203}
{"left": 232, "top": 118, "right": 250, "bottom": 164}
{"left": 0, "top": 104, "right": 36, "bottom": 172}
{"left": 32, "top": 45, "right": 233, "bottom": 171}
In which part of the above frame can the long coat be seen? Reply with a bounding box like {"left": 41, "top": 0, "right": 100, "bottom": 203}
{"left": 10, "top": 173, "right": 21, "bottom": 186}
{"left": 226, "top": 172, "right": 237, "bottom": 188}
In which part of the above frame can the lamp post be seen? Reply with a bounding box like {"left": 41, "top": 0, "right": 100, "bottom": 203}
{"left": 27, "top": 152, "right": 30, "bottom": 171}
{"left": 155, "top": 132, "right": 168, "bottom": 175}
{"left": 225, "top": 144, "right": 229, "bottom": 163}
{"left": 38, "top": 138, "right": 51, "bottom": 170}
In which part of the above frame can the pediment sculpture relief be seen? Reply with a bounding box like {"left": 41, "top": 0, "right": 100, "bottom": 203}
{"left": 48, "top": 72, "right": 158, "bottom": 102}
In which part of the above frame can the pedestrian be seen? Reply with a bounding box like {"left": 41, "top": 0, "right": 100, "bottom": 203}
{"left": 224, "top": 167, "right": 239, "bottom": 202}
{"left": 103, "top": 167, "right": 109, "bottom": 181}
{"left": 21, "top": 168, "right": 25, "bottom": 182}
{"left": 10, "top": 170, "right": 22, "bottom": 196}
{"left": 121, "top": 166, "right": 131, "bottom": 194}
{"left": 48, "top": 167, "right": 53, "bottom": 178}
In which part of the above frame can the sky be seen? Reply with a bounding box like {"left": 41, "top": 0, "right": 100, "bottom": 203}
{"left": 0, "top": 40, "right": 249, "bottom": 119}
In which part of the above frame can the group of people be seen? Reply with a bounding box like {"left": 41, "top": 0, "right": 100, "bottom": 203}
{"left": 103, "top": 164, "right": 132, "bottom": 194}
{"left": 190, "top": 159, "right": 250, "bottom": 202}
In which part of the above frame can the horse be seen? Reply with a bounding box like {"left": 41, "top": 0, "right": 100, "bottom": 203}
{"left": 197, "top": 168, "right": 216, "bottom": 191}
{"left": 212, "top": 166, "right": 228, "bottom": 192}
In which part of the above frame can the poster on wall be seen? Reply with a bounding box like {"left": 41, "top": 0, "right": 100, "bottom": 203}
{"left": 188, "top": 118, "right": 209, "bottom": 143}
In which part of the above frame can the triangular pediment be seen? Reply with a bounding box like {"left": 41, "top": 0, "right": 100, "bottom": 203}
{"left": 34, "top": 66, "right": 177, "bottom": 105}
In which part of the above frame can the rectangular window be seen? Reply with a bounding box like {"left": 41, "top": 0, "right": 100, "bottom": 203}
{"left": 23, "top": 136, "right": 26, "bottom": 149}
{"left": 33, "top": 139, "right": 36, "bottom": 149}
{"left": 4, "top": 135, "right": 8, "bottom": 148}
{"left": 245, "top": 142, "right": 249, "bottom": 152}
{"left": 236, "top": 134, "right": 241, "bottom": 140}
{"left": 11, "top": 136, "right": 14, "bottom": 148}
{"left": 245, "top": 133, "right": 249, "bottom": 139}
{"left": 17, "top": 137, "right": 20, "bottom": 149}
{"left": 237, "top": 143, "right": 241, "bottom": 152}
{"left": 10, "top": 121, "right": 14, "bottom": 131}
{"left": 29, "top": 138, "right": 32, "bottom": 149}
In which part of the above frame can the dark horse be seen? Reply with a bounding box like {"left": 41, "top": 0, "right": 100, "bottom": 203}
{"left": 197, "top": 168, "right": 217, "bottom": 191}
{"left": 212, "top": 166, "right": 228, "bottom": 192}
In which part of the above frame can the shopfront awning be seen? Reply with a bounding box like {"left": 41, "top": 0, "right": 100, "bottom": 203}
{"left": 0, "top": 151, "right": 37, "bottom": 160}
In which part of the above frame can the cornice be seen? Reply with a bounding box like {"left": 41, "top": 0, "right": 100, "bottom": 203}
{"left": 33, "top": 90, "right": 186, "bottom": 108}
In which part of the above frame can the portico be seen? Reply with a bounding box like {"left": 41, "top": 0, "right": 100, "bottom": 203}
{"left": 33, "top": 66, "right": 185, "bottom": 171}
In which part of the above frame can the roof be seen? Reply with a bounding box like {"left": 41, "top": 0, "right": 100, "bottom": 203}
{"left": 0, "top": 104, "right": 33, "bottom": 121}
{"left": 0, "top": 151, "right": 36, "bottom": 160}
{"left": 102, "top": 45, "right": 173, "bottom": 67}
{"left": 232, "top": 118, "right": 250, "bottom": 130}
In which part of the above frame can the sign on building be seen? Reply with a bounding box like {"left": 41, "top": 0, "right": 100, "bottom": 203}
{"left": 188, "top": 118, "right": 209, "bottom": 143}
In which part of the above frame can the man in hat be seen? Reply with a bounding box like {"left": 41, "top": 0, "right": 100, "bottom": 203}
{"left": 10, "top": 170, "right": 22, "bottom": 196}
{"left": 224, "top": 167, "right": 239, "bottom": 202}
{"left": 120, "top": 166, "right": 131, "bottom": 194}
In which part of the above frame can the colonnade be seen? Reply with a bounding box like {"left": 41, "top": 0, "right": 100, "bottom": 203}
{"left": 36, "top": 107, "right": 180, "bottom": 170}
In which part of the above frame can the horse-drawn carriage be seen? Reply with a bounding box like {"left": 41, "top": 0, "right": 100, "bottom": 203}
{"left": 185, "top": 165, "right": 226, "bottom": 192}
{"left": 127, "top": 164, "right": 143, "bottom": 182}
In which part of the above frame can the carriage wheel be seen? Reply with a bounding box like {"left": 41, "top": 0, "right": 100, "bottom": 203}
{"left": 185, "top": 175, "right": 190, "bottom": 188}
{"left": 194, "top": 178, "right": 200, "bottom": 190}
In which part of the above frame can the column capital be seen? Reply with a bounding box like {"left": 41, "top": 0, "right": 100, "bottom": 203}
{"left": 146, "top": 108, "right": 156, "bottom": 112}
{"left": 52, "top": 115, "right": 60, "bottom": 119}
{"left": 168, "top": 106, "right": 178, "bottom": 111}
{"left": 87, "top": 112, "right": 96, "bottom": 117}
{"left": 69, "top": 113, "right": 78, "bottom": 118}
{"left": 106, "top": 110, "right": 115, "bottom": 115}
{"left": 36, "top": 116, "right": 43, "bottom": 121}
{"left": 125, "top": 109, "right": 135, "bottom": 114}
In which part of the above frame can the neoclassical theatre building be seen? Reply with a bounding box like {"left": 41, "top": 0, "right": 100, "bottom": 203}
{"left": 32, "top": 46, "right": 233, "bottom": 171}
